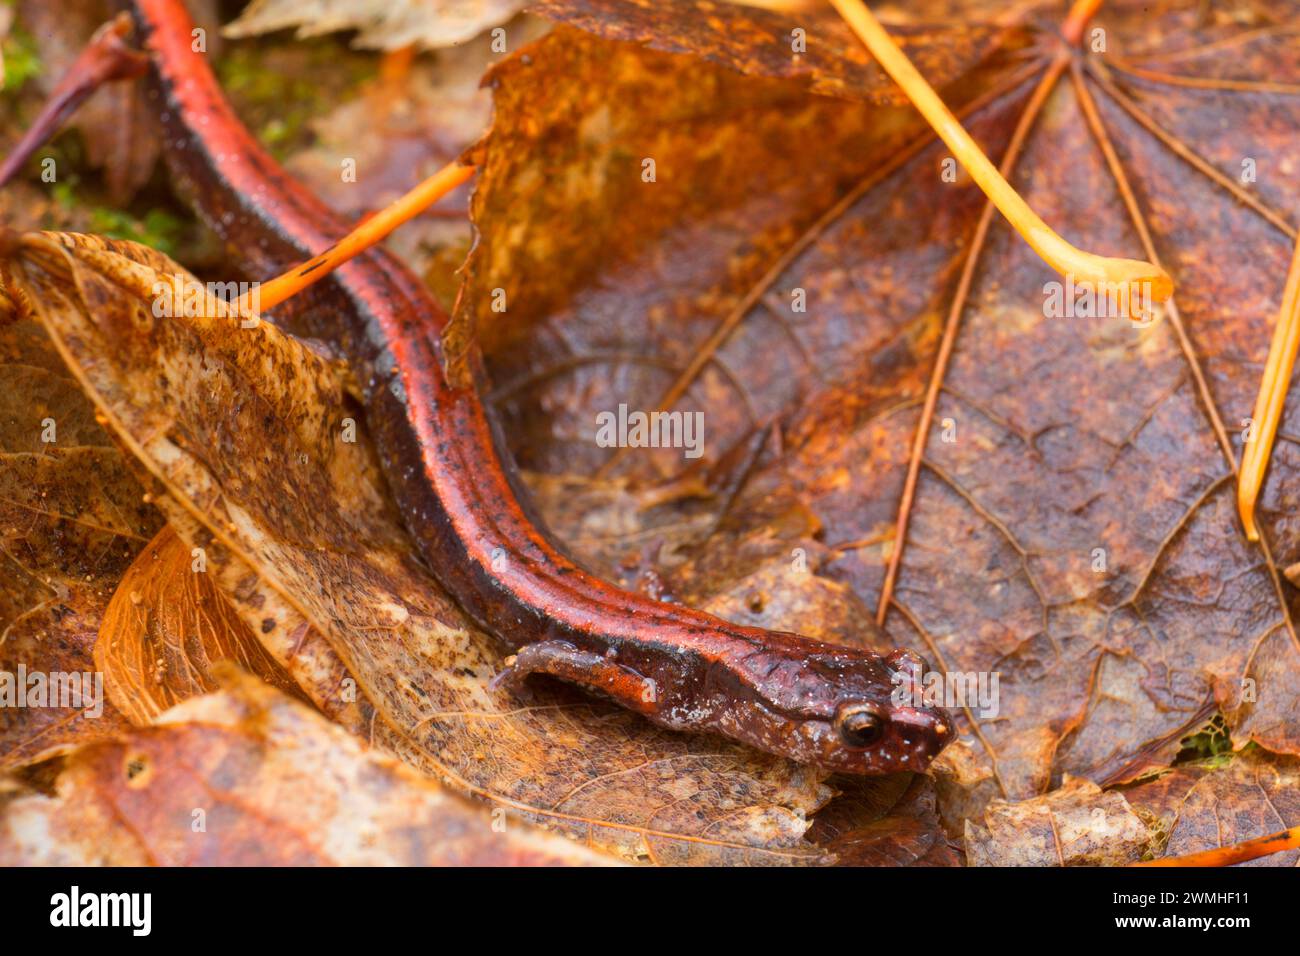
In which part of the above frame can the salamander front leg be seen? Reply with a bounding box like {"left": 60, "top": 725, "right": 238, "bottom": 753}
{"left": 490, "top": 640, "right": 659, "bottom": 715}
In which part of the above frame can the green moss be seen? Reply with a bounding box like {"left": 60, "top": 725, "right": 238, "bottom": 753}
{"left": 1, "top": 19, "right": 42, "bottom": 97}
{"left": 1175, "top": 713, "right": 1234, "bottom": 765}
{"left": 216, "top": 38, "right": 375, "bottom": 159}
{"left": 94, "top": 206, "right": 185, "bottom": 255}
{"left": 52, "top": 179, "right": 185, "bottom": 255}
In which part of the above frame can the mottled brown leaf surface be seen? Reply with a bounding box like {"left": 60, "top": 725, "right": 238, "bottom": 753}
{"left": 5, "top": 232, "right": 840, "bottom": 865}
{"left": 0, "top": 305, "right": 157, "bottom": 768}
{"left": 0, "top": 668, "right": 615, "bottom": 865}
{"left": 457, "top": 17, "right": 1022, "bottom": 466}
{"left": 807, "top": 772, "right": 961, "bottom": 865}
{"left": 531, "top": 0, "right": 1027, "bottom": 105}
{"left": 462, "top": 0, "right": 1300, "bottom": 826}
{"left": 161, "top": 508, "right": 379, "bottom": 736}
{"left": 95, "top": 525, "right": 306, "bottom": 724}
{"left": 965, "top": 776, "right": 1150, "bottom": 866}
{"left": 1122, "top": 748, "right": 1300, "bottom": 865}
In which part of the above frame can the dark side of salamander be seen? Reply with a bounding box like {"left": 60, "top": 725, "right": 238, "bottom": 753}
{"left": 128, "top": 0, "right": 956, "bottom": 774}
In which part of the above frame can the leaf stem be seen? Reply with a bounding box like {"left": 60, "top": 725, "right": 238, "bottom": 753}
{"left": 1061, "top": 0, "right": 1105, "bottom": 46}
{"left": 827, "top": 0, "right": 1171, "bottom": 303}
{"left": 1238, "top": 238, "right": 1300, "bottom": 541}
{"left": 0, "top": 13, "right": 146, "bottom": 189}
{"left": 248, "top": 160, "right": 475, "bottom": 312}
{"left": 1131, "top": 823, "right": 1300, "bottom": 867}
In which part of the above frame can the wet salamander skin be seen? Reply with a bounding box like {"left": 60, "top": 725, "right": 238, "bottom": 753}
{"left": 128, "top": 0, "right": 954, "bottom": 773}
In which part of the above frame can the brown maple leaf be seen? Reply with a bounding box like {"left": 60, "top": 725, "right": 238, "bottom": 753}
{"left": 457, "top": 0, "right": 1300, "bottom": 817}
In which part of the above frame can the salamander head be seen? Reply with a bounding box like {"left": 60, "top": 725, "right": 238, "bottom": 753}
{"left": 711, "top": 638, "right": 955, "bottom": 774}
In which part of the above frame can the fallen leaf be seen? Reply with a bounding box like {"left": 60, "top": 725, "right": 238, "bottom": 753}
{"left": 0, "top": 667, "right": 617, "bottom": 865}
{"left": 452, "top": 7, "right": 1024, "bottom": 392}
{"left": 807, "top": 771, "right": 962, "bottom": 865}
{"left": 224, "top": 0, "right": 525, "bottom": 50}
{"left": 1122, "top": 748, "right": 1300, "bottom": 866}
{"left": 0, "top": 303, "right": 158, "bottom": 769}
{"left": 532, "top": 0, "right": 1027, "bottom": 105}
{"left": 161, "top": 509, "right": 381, "bottom": 736}
{"left": 964, "top": 775, "right": 1150, "bottom": 866}
{"left": 460, "top": 0, "right": 1300, "bottom": 821}
{"left": 94, "top": 524, "right": 307, "bottom": 724}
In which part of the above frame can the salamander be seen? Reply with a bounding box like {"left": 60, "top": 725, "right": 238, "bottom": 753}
{"left": 123, "top": 0, "right": 955, "bottom": 773}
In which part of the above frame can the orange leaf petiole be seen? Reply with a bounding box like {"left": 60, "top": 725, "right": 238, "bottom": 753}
{"left": 1061, "top": 0, "right": 1105, "bottom": 46}
{"left": 1131, "top": 823, "right": 1300, "bottom": 867}
{"left": 246, "top": 160, "right": 475, "bottom": 313}
{"left": 1238, "top": 238, "right": 1300, "bottom": 541}
{"left": 828, "top": 0, "right": 1172, "bottom": 305}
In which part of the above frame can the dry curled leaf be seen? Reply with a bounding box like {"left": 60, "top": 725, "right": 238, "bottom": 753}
{"left": 0, "top": 668, "right": 616, "bottom": 865}
{"left": 160, "top": 509, "right": 380, "bottom": 736}
{"left": 94, "top": 524, "right": 306, "bottom": 724}
{"left": 3, "top": 230, "right": 841, "bottom": 865}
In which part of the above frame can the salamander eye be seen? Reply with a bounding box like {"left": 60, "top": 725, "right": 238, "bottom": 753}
{"left": 834, "top": 702, "right": 886, "bottom": 749}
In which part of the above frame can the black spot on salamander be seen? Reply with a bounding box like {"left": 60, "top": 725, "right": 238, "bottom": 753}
{"left": 261, "top": 618, "right": 276, "bottom": 633}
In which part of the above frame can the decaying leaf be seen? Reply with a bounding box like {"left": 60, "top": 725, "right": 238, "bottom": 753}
{"left": 807, "top": 772, "right": 961, "bottom": 865}
{"left": 94, "top": 524, "right": 306, "bottom": 724}
{"left": 160, "top": 508, "right": 380, "bottom": 737}
{"left": 451, "top": 8, "right": 1022, "bottom": 393}
{"left": 461, "top": 0, "right": 1300, "bottom": 820}
{"left": 3, "top": 230, "right": 843, "bottom": 865}
{"left": 1122, "top": 748, "right": 1300, "bottom": 866}
{"left": 964, "top": 775, "right": 1150, "bottom": 866}
{"left": 531, "top": 0, "right": 1028, "bottom": 105}
{"left": 224, "top": 0, "right": 525, "bottom": 50}
{"left": 0, "top": 668, "right": 617, "bottom": 865}
{"left": 0, "top": 303, "right": 158, "bottom": 768}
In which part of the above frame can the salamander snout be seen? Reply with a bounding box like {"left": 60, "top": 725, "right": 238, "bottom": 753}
{"left": 821, "top": 648, "right": 956, "bottom": 773}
